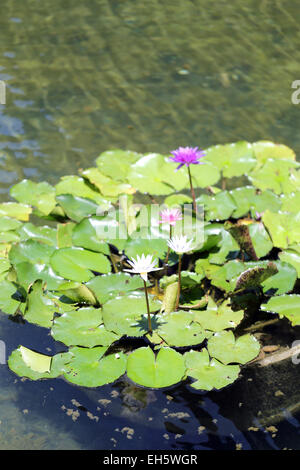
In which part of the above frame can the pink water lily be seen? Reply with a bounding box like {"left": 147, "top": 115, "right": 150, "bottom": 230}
{"left": 159, "top": 208, "right": 182, "bottom": 226}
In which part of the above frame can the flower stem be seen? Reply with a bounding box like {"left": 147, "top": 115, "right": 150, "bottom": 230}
{"left": 164, "top": 225, "right": 172, "bottom": 271}
{"left": 187, "top": 166, "right": 197, "bottom": 214}
{"left": 143, "top": 280, "right": 152, "bottom": 333}
{"left": 175, "top": 254, "right": 182, "bottom": 310}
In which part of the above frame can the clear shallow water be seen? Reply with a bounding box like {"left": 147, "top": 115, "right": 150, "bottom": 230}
{"left": 1, "top": 0, "right": 300, "bottom": 450}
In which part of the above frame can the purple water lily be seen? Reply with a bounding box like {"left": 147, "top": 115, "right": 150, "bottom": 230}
{"left": 169, "top": 146, "right": 205, "bottom": 214}
{"left": 169, "top": 146, "right": 205, "bottom": 171}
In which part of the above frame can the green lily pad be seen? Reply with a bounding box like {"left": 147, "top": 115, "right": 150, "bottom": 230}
{"left": 72, "top": 217, "right": 111, "bottom": 254}
{"left": 194, "top": 298, "right": 244, "bottom": 332}
{"left": 51, "top": 307, "right": 120, "bottom": 347}
{"left": 24, "top": 280, "right": 56, "bottom": 328}
{"left": 262, "top": 210, "right": 300, "bottom": 249}
{"left": 261, "top": 295, "right": 300, "bottom": 326}
{"left": 279, "top": 250, "right": 300, "bottom": 277}
{"left": 128, "top": 154, "right": 177, "bottom": 195}
{"left": 190, "top": 162, "right": 220, "bottom": 188}
{"left": 17, "top": 223, "right": 57, "bottom": 246}
{"left": 204, "top": 141, "right": 256, "bottom": 178}
{"left": 55, "top": 175, "right": 111, "bottom": 207}
{"left": 230, "top": 187, "right": 256, "bottom": 218}
{"left": 8, "top": 346, "right": 73, "bottom": 380}
{"left": 125, "top": 236, "right": 167, "bottom": 259}
{"left": 127, "top": 346, "right": 185, "bottom": 388}
{"left": 0, "top": 280, "right": 24, "bottom": 315}
{"left": 15, "top": 261, "right": 65, "bottom": 290}
{"left": 86, "top": 272, "right": 145, "bottom": 305}
{"left": 96, "top": 149, "right": 141, "bottom": 181}
{"left": 207, "top": 331, "right": 260, "bottom": 365}
{"left": 63, "top": 346, "right": 127, "bottom": 387}
{"left": 81, "top": 167, "right": 135, "bottom": 197}
{"left": 261, "top": 261, "right": 297, "bottom": 295}
{"left": 197, "top": 191, "right": 236, "bottom": 221}
{"left": 102, "top": 292, "right": 161, "bottom": 337}
{"left": 0, "top": 202, "right": 32, "bottom": 221}
{"left": 0, "top": 231, "right": 20, "bottom": 243}
{"left": 184, "top": 349, "right": 240, "bottom": 391}
{"left": 208, "top": 228, "right": 239, "bottom": 265}
{"left": 164, "top": 194, "right": 192, "bottom": 206}
{"left": 57, "top": 222, "right": 75, "bottom": 248}
{"left": 10, "top": 179, "right": 56, "bottom": 215}
{"left": 248, "top": 222, "right": 273, "bottom": 258}
{"left": 56, "top": 194, "right": 98, "bottom": 222}
{"left": 249, "top": 159, "right": 299, "bottom": 194}
{"left": 252, "top": 141, "right": 296, "bottom": 163}
{"left": 147, "top": 310, "right": 208, "bottom": 347}
{"left": 50, "top": 247, "right": 111, "bottom": 282}
{"left": 9, "top": 240, "right": 55, "bottom": 265}
{"left": 0, "top": 216, "right": 22, "bottom": 232}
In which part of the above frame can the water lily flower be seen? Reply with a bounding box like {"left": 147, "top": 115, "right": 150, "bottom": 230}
{"left": 169, "top": 146, "right": 205, "bottom": 214}
{"left": 124, "top": 254, "right": 161, "bottom": 334}
{"left": 167, "top": 235, "right": 194, "bottom": 254}
{"left": 167, "top": 235, "right": 193, "bottom": 310}
{"left": 159, "top": 208, "right": 182, "bottom": 226}
{"left": 169, "top": 146, "right": 205, "bottom": 171}
{"left": 124, "top": 254, "right": 162, "bottom": 281}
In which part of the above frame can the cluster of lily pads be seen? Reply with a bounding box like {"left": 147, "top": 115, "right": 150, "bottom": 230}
{"left": 0, "top": 141, "right": 300, "bottom": 391}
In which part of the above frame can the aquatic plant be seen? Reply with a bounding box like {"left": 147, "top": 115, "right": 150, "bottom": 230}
{"left": 0, "top": 140, "right": 299, "bottom": 392}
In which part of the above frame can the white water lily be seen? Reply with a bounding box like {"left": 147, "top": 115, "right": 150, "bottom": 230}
{"left": 167, "top": 235, "right": 194, "bottom": 254}
{"left": 124, "top": 254, "right": 162, "bottom": 281}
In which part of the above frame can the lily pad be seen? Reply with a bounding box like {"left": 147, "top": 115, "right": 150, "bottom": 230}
{"left": 0, "top": 280, "right": 24, "bottom": 315}
{"left": 10, "top": 179, "right": 56, "bottom": 215}
{"left": 101, "top": 292, "right": 161, "bottom": 337}
{"left": 50, "top": 247, "right": 111, "bottom": 282}
{"left": 184, "top": 349, "right": 240, "bottom": 391}
{"left": 56, "top": 194, "right": 98, "bottom": 222}
{"left": 15, "top": 261, "right": 65, "bottom": 290}
{"left": 24, "top": 280, "right": 57, "bottom": 328}
{"left": 63, "top": 346, "right": 127, "bottom": 387}
{"left": 51, "top": 307, "right": 120, "bottom": 347}
{"left": 262, "top": 210, "right": 300, "bottom": 249}
{"left": 207, "top": 331, "right": 260, "bottom": 365}
{"left": 86, "top": 272, "right": 145, "bottom": 305}
{"left": 147, "top": 310, "right": 208, "bottom": 347}
{"left": 261, "top": 295, "right": 300, "bottom": 326}
{"left": 194, "top": 298, "right": 244, "bottom": 332}
{"left": 0, "top": 202, "right": 32, "bottom": 221}
{"left": 204, "top": 141, "right": 256, "bottom": 178}
{"left": 127, "top": 346, "right": 185, "bottom": 388}
{"left": 8, "top": 347, "right": 73, "bottom": 380}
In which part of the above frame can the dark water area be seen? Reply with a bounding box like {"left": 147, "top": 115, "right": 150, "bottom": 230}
{"left": 1, "top": 0, "right": 300, "bottom": 450}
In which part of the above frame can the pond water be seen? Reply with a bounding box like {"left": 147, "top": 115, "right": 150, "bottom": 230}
{"left": 0, "top": 0, "right": 300, "bottom": 450}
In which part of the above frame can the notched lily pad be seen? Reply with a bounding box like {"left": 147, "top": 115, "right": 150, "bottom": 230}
{"left": 147, "top": 310, "right": 208, "bottom": 348}
{"left": 127, "top": 346, "right": 185, "bottom": 388}
{"left": 8, "top": 346, "right": 72, "bottom": 380}
{"left": 194, "top": 298, "right": 244, "bottom": 332}
{"left": 207, "top": 331, "right": 260, "bottom": 365}
{"left": 184, "top": 349, "right": 240, "bottom": 391}
{"left": 51, "top": 307, "right": 120, "bottom": 347}
{"left": 63, "top": 346, "right": 127, "bottom": 387}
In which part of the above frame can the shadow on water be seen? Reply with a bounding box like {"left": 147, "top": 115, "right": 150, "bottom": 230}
{"left": 1, "top": 0, "right": 300, "bottom": 449}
